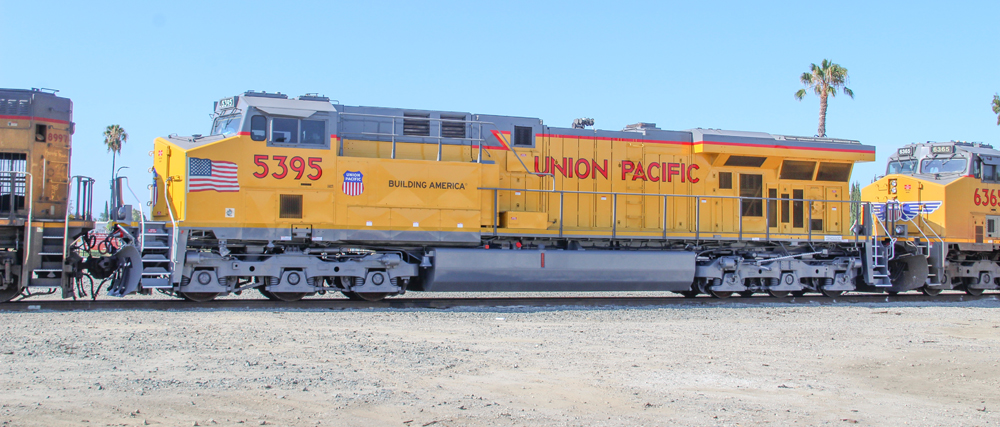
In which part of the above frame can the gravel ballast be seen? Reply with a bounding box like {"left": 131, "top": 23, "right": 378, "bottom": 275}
{"left": 1, "top": 302, "right": 999, "bottom": 426}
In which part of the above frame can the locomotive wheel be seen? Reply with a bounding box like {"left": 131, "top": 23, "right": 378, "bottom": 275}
{"left": 966, "top": 287, "right": 985, "bottom": 297}
{"left": 710, "top": 291, "right": 734, "bottom": 299}
{"left": 679, "top": 291, "right": 699, "bottom": 298}
{"left": 180, "top": 292, "right": 219, "bottom": 302}
{"left": 767, "top": 290, "right": 790, "bottom": 298}
{"left": 270, "top": 292, "right": 310, "bottom": 302}
{"left": 0, "top": 281, "right": 21, "bottom": 303}
{"left": 257, "top": 287, "right": 279, "bottom": 301}
{"left": 921, "top": 286, "right": 943, "bottom": 296}
{"left": 820, "top": 288, "right": 844, "bottom": 298}
{"left": 342, "top": 291, "right": 389, "bottom": 302}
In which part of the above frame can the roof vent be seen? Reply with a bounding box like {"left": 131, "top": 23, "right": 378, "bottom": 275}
{"left": 623, "top": 122, "right": 659, "bottom": 132}
{"left": 244, "top": 91, "right": 289, "bottom": 99}
{"left": 298, "top": 93, "right": 330, "bottom": 102}
{"left": 572, "top": 118, "right": 594, "bottom": 129}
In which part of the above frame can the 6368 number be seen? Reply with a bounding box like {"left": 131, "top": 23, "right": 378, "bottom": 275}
{"left": 252, "top": 155, "right": 323, "bottom": 181}
{"left": 974, "top": 188, "right": 999, "bottom": 206}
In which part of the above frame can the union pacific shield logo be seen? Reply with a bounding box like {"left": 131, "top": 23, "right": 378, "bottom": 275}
{"left": 343, "top": 171, "right": 364, "bottom": 196}
{"left": 873, "top": 200, "right": 942, "bottom": 221}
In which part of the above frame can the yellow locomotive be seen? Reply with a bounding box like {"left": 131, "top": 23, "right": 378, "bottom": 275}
{"left": 139, "top": 91, "right": 880, "bottom": 301}
{"left": 0, "top": 88, "right": 97, "bottom": 302}
{"left": 863, "top": 141, "right": 1000, "bottom": 295}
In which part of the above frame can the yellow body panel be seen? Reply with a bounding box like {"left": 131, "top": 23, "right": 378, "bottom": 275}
{"left": 152, "top": 130, "right": 869, "bottom": 241}
{"left": 863, "top": 174, "right": 996, "bottom": 245}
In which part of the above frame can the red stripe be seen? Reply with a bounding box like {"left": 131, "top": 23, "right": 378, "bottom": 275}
{"left": 538, "top": 133, "right": 875, "bottom": 153}
{"left": 471, "top": 144, "right": 509, "bottom": 151}
{"left": 190, "top": 189, "right": 239, "bottom": 192}
{"left": 237, "top": 132, "right": 250, "bottom": 136}
{"left": 490, "top": 130, "right": 512, "bottom": 151}
{"left": 0, "top": 115, "right": 70, "bottom": 125}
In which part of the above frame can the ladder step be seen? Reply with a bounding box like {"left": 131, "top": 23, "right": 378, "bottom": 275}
{"left": 142, "top": 267, "right": 170, "bottom": 275}
{"left": 33, "top": 268, "right": 62, "bottom": 273}
{"left": 142, "top": 254, "right": 168, "bottom": 261}
{"left": 38, "top": 252, "right": 63, "bottom": 256}
{"left": 140, "top": 278, "right": 172, "bottom": 289}
{"left": 27, "top": 278, "right": 61, "bottom": 288}
{"left": 42, "top": 235, "right": 64, "bottom": 240}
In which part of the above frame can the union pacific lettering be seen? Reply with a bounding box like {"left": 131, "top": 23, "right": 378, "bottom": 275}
{"left": 533, "top": 156, "right": 700, "bottom": 183}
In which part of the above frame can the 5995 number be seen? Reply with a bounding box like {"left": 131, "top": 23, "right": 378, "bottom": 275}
{"left": 974, "top": 188, "right": 999, "bottom": 206}
{"left": 252, "top": 155, "right": 323, "bottom": 181}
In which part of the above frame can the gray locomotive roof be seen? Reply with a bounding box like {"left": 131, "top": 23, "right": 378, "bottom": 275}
{"left": 241, "top": 95, "right": 337, "bottom": 118}
{"left": 0, "top": 88, "right": 72, "bottom": 125}
{"left": 187, "top": 91, "right": 876, "bottom": 154}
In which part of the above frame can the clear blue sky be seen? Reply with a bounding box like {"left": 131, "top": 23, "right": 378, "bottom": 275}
{"left": 3, "top": 0, "right": 998, "bottom": 214}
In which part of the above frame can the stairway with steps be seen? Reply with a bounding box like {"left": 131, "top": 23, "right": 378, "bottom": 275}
{"left": 868, "top": 237, "right": 893, "bottom": 287}
{"left": 139, "top": 221, "right": 173, "bottom": 289}
{"left": 28, "top": 226, "right": 70, "bottom": 291}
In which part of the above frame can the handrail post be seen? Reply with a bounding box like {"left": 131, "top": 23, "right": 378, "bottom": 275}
{"left": 391, "top": 119, "right": 396, "bottom": 159}
{"left": 662, "top": 195, "right": 667, "bottom": 240}
{"left": 477, "top": 124, "right": 483, "bottom": 163}
{"left": 808, "top": 201, "right": 813, "bottom": 242}
{"left": 436, "top": 121, "right": 442, "bottom": 161}
{"left": 765, "top": 196, "right": 770, "bottom": 243}
{"left": 695, "top": 197, "right": 700, "bottom": 244}
{"left": 611, "top": 193, "right": 617, "bottom": 242}
{"left": 493, "top": 189, "right": 499, "bottom": 236}
{"left": 558, "top": 192, "right": 564, "bottom": 238}
{"left": 738, "top": 196, "right": 743, "bottom": 242}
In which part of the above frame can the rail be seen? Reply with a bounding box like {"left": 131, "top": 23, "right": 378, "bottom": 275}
{"left": 479, "top": 186, "right": 870, "bottom": 242}
{"left": 64, "top": 176, "right": 95, "bottom": 261}
{"left": 337, "top": 112, "right": 555, "bottom": 190}
{"left": 163, "top": 177, "right": 179, "bottom": 275}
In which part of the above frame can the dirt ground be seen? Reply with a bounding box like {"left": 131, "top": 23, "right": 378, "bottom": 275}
{"left": 1, "top": 300, "right": 999, "bottom": 426}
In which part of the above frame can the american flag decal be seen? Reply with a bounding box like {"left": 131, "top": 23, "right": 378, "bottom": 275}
{"left": 343, "top": 171, "right": 364, "bottom": 196}
{"left": 189, "top": 157, "right": 239, "bottom": 192}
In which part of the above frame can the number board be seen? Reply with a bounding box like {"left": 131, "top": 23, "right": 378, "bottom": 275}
{"left": 930, "top": 145, "right": 954, "bottom": 154}
{"left": 217, "top": 96, "right": 236, "bottom": 110}
{"left": 897, "top": 147, "right": 914, "bottom": 156}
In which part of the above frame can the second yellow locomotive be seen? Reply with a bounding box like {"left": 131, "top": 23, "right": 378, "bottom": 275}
{"left": 863, "top": 141, "right": 1000, "bottom": 295}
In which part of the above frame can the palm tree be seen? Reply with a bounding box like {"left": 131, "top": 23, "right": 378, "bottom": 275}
{"left": 103, "top": 124, "right": 128, "bottom": 200}
{"left": 795, "top": 60, "right": 854, "bottom": 137}
{"left": 992, "top": 94, "right": 1000, "bottom": 125}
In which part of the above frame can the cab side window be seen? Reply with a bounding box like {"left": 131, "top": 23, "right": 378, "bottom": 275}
{"left": 250, "top": 115, "right": 267, "bottom": 141}
{"left": 984, "top": 163, "right": 999, "bottom": 183}
{"left": 271, "top": 118, "right": 298, "bottom": 144}
{"left": 301, "top": 119, "right": 325, "bottom": 145}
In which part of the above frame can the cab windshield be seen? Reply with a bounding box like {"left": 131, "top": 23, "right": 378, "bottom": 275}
{"left": 211, "top": 115, "right": 242, "bottom": 136}
{"left": 920, "top": 156, "right": 968, "bottom": 174}
{"left": 886, "top": 159, "right": 917, "bottom": 175}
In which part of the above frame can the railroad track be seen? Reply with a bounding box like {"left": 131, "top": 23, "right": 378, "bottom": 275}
{"left": 0, "top": 293, "right": 996, "bottom": 312}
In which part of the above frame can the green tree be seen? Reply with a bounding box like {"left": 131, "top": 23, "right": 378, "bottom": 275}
{"left": 103, "top": 125, "right": 128, "bottom": 217}
{"left": 103, "top": 124, "right": 128, "bottom": 188}
{"left": 795, "top": 60, "right": 854, "bottom": 137}
{"left": 992, "top": 94, "right": 1000, "bottom": 125}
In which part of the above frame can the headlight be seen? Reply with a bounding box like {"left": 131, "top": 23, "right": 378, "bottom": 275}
{"left": 893, "top": 224, "right": 907, "bottom": 235}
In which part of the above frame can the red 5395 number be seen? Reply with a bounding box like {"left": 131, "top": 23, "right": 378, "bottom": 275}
{"left": 252, "top": 155, "right": 323, "bottom": 181}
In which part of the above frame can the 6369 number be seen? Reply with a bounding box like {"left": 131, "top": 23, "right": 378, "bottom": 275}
{"left": 974, "top": 188, "right": 999, "bottom": 206}
{"left": 252, "top": 155, "right": 323, "bottom": 180}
